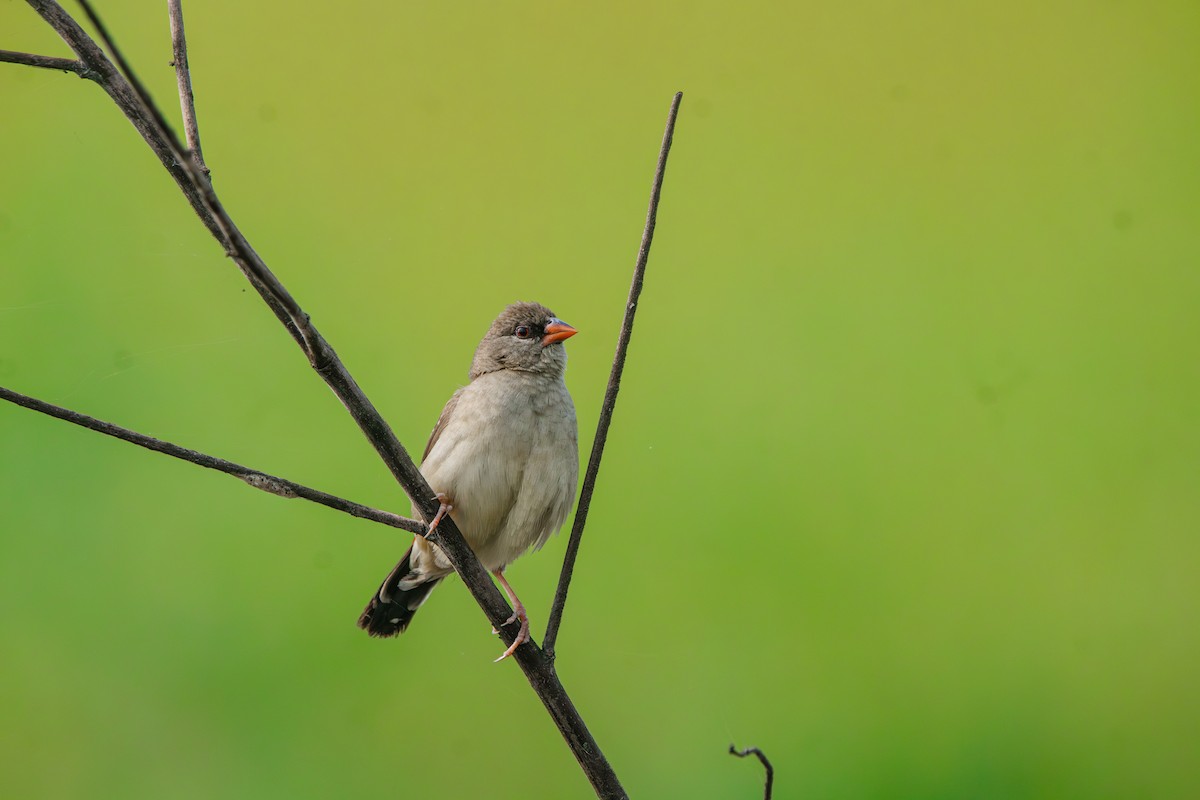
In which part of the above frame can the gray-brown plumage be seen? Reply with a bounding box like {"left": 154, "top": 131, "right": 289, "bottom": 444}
{"left": 357, "top": 302, "right": 579, "bottom": 660}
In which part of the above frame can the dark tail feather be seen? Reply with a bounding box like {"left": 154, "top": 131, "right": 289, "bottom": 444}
{"left": 357, "top": 546, "right": 442, "bottom": 638}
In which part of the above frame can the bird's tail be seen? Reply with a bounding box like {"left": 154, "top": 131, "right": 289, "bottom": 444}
{"left": 357, "top": 546, "right": 442, "bottom": 638}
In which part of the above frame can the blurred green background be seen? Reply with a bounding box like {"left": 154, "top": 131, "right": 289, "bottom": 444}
{"left": 2, "top": 1, "right": 1198, "bottom": 797}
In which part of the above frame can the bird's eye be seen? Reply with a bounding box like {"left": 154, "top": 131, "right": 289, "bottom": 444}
{"left": 514, "top": 325, "right": 531, "bottom": 339}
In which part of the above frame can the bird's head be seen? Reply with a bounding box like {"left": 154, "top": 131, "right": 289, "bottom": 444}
{"left": 470, "top": 301, "right": 577, "bottom": 379}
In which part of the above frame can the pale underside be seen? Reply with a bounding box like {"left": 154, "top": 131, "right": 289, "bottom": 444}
{"left": 403, "top": 367, "right": 578, "bottom": 583}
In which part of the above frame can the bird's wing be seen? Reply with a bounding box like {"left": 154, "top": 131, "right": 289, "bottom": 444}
{"left": 422, "top": 388, "right": 464, "bottom": 464}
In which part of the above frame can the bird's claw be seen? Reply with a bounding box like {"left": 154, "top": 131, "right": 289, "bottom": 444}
{"left": 490, "top": 568, "right": 529, "bottom": 662}
{"left": 423, "top": 492, "right": 453, "bottom": 537}
{"left": 493, "top": 612, "right": 530, "bottom": 663}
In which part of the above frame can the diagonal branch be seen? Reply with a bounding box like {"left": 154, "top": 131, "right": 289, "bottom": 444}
{"left": 542, "top": 91, "right": 683, "bottom": 658}
{"left": 13, "top": 2, "right": 663, "bottom": 797}
{"left": 0, "top": 385, "right": 425, "bottom": 534}
{"left": 33, "top": 0, "right": 543, "bottom": 663}
{"left": 167, "top": 0, "right": 207, "bottom": 175}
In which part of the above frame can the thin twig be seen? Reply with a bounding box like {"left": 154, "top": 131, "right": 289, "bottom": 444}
{"left": 25, "top": 0, "right": 307, "bottom": 350}
{"left": 543, "top": 91, "right": 682, "bottom": 658}
{"left": 0, "top": 385, "right": 425, "bottom": 534}
{"left": 17, "top": 3, "right": 640, "bottom": 797}
{"left": 729, "top": 745, "right": 774, "bottom": 800}
{"left": 77, "top": 0, "right": 178, "bottom": 151}
{"left": 98, "top": 0, "right": 305, "bottom": 347}
{"left": 21, "top": 3, "right": 227, "bottom": 248}
{"left": 167, "top": 0, "right": 207, "bottom": 175}
{"left": 0, "top": 48, "right": 85, "bottom": 74}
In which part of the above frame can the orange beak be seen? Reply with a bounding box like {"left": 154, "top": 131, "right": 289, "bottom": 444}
{"left": 542, "top": 318, "right": 577, "bottom": 346}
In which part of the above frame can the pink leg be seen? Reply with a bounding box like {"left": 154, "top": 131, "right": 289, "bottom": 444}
{"left": 423, "top": 492, "right": 453, "bottom": 537}
{"left": 491, "top": 569, "right": 530, "bottom": 662}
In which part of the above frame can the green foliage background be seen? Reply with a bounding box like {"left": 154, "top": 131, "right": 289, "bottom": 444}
{"left": 2, "top": 2, "right": 1198, "bottom": 797}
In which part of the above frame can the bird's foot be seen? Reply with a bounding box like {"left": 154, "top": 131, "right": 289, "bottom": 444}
{"left": 493, "top": 610, "right": 529, "bottom": 663}
{"left": 491, "top": 568, "right": 529, "bottom": 662}
{"left": 423, "top": 492, "right": 453, "bottom": 537}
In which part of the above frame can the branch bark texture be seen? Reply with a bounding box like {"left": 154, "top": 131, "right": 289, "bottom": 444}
{"left": 167, "top": 0, "right": 207, "bottom": 175}
{"left": 0, "top": 48, "right": 85, "bottom": 74}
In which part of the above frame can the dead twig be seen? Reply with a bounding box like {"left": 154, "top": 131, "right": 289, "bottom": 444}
{"left": 0, "top": 385, "right": 425, "bottom": 534}
{"left": 0, "top": 48, "right": 86, "bottom": 74}
{"left": 543, "top": 92, "right": 682, "bottom": 658}
{"left": 729, "top": 745, "right": 775, "bottom": 800}
{"left": 167, "top": 0, "right": 207, "bottom": 175}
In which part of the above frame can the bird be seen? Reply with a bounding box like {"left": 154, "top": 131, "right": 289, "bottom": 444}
{"left": 358, "top": 301, "right": 579, "bottom": 661}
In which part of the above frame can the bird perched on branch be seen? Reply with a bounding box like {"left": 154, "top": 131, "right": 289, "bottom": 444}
{"left": 358, "top": 302, "right": 579, "bottom": 661}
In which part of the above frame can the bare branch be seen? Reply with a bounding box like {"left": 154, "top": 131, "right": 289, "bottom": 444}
{"left": 167, "top": 0, "right": 207, "bottom": 175}
{"left": 0, "top": 385, "right": 424, "bottom": 534}
{"left": 46, "top": 0, "right": 527, "bottom": 657}
{"left": 24, "top": 0, "right": 305, "bottom": 348}
{"left": 19, "top": 3, "right": 649, "bottom": 797}
{"left": 21, "top": 2, "right": 217, "bottom": 233}
{"left": 0, "top": 48, "right": 85, "bottom": 74}
{"left": 543, "top": 91, "right": 683, "bottom": 657}
{"left": 729, "top": 745, "right": 775, "bottom": 800}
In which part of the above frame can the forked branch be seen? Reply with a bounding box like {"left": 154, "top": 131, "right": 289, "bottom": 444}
{"left": 7, "top": 3, "right": 681, "bottom": 797}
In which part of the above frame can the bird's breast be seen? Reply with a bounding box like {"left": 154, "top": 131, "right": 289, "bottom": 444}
{"left": 418, "top": 371, "right": 576, "bottom": 563}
